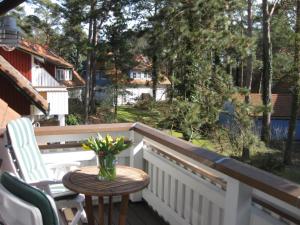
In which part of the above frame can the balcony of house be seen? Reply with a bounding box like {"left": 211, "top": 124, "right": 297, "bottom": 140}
{"left": 31, "top": 65, "right": 69, "bottom": 122}
{"left": 2, "top": 122, "right": 295, "bottom": 225}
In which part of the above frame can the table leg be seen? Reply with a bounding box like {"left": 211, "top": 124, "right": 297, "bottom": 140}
{"left": 98, "top": 197, "right": 105, "bottom": 225}
{"left": 85, "top": 195, "right": 94, "bottom": 225}
{"left": 108, "top": 196, "right": 113, "bottom": 225}
{"left": 118, "top": 194, "right": 129, "bottom": 225}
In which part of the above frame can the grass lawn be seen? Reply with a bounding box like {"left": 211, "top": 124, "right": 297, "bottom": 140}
{"left": 117, "top": 106, "right": 161, "bottom": 127}
{"left": 168, "top": 130, "right": 216, "bottom": 150}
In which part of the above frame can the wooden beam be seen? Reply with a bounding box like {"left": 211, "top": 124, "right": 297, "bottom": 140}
{"left": 0, "top": 0, "right": 26, "bottom": 15}
{"left": 34, "top": 123, "right": 133, "bottom": 136}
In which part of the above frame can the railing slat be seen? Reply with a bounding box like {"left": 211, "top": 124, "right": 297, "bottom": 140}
{"left": 184, "top": 185, "right": 192, "bottom": 224}
{"left": 163, "top": 172, "right": 169, "bottom": 203}
{"left": 201, "top": 198, "right": 211, "bottom": 225}
{"left": 158, "top": 169, "right": 163, "bottom": 201}
{"left": 170, "top": 176, "right": 176, "bottom": 210}
{"left": 176, "top": 181, "right": 184, "bottom": 216}
{"left": 191, "top": 191, "right": 200, "bottom": 225}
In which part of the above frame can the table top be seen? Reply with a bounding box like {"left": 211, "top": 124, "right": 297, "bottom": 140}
{"left": 62, "top": 165, "right": 150, "bottom": 196}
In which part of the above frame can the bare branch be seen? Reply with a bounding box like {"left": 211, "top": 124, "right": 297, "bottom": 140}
{"left": 270, "top": 0, "right": 280, "bottom": 17}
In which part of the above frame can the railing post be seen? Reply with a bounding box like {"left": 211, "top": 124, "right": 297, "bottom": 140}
{"left": 224, "top": 177, "right": 252, "bottom": 225}
{"left": 129, "top": 130, "right": 144, "bottom": 202}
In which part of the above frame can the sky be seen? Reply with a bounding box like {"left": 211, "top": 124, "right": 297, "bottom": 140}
{"left": 21, "top": 2, "right": 34, "bottom": 15}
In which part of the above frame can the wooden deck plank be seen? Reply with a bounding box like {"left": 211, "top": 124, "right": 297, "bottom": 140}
{"left": 92, "top": 200, "right": 169, "bottom": 225}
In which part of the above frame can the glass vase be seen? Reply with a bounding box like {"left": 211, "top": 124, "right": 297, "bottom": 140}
{"left": 97, "top": 154, "right": 117, "bottom": 181}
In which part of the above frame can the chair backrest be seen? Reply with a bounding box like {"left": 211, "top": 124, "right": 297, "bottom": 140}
{"left": 0, "top": 172, "right": 59, "bottom": 225}
{"left": 7, "top": 118, "right": 49, "bottom": 182}
{"left": 0, "top": 183, "right": 43, "bottom": 225}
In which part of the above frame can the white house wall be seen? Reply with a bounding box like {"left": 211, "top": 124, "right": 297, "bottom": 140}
{"left": 31, "top": 87, "right": 69, "bottom": 116}
{"left": 118, "top": 87, "right": 167, "bottom": 105}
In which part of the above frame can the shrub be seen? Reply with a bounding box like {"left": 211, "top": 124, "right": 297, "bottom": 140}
{"left": 250, "top": 152, "right": 285, "bottom": 172}
{"left": 66, "top": 114, "right": 82, "bottom": 125}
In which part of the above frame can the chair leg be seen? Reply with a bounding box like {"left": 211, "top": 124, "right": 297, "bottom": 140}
{"left": 70, "top": 207, "right": 83, "bottom": 225}
{"left": 58, "top": 209, "right": 68, "bottom": 225}
{"left": 80, "top": 205, "right": 87, "bottom": 224}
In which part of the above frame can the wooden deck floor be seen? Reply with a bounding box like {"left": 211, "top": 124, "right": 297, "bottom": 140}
{"left": 91, "top": 200, "right": 169, "bottom": 225}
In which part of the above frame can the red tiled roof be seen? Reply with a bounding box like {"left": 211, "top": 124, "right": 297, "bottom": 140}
{"left": 234, "top": 93, "right": 298, "bottom": 118}
{"left": 18, "top": 40, "right": 73, "bottom": 68}
{"left": 60, "top": 70, "right": 86, "bottom": 88}
{"left": 0, "top": 55, "right": 49, "bottom": 114}
{"left": 17, "top": 40, "right": 85, "bottom": 87}
{"left": 132, "top": 55, "right": 152, "bottom": 71}
{"left": 129, "top": 76, "right": 171, "bottom": 85}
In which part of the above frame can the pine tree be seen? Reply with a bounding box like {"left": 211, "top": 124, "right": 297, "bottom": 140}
{"left": 106, "top": 2, "right": 135, "bottom": 119}
{"left": 284, "top": 0, "right": 300, "bottom": 165}
{"left": 261, "top": 0, "right": 279, "bottom": 145}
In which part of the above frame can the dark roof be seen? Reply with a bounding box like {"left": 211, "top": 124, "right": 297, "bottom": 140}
{"left": 0, "top": 55, "right": 49, "bottom": 114}
{"left": 234, "top": 93, "right": 298, "bottom": 118}
{"left": 0, "top": 0, "right": 25, "bottom": 15}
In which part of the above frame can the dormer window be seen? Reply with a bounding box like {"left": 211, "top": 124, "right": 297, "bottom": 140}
{"left": 56, "top": 68, "right": 72, "bottom": 81}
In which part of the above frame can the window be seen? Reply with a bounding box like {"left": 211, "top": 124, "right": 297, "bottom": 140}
{"left": 55, "top": 68, "right": 72, "bottom": 81}
{"left": 133, "top": 72, "right": 136, "bottom": 79}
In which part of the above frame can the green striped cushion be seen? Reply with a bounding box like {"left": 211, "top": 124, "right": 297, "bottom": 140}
{"left": 7, "top": 118, "right": 77, "bottom": 200}
{"left": 7, "top": 118, "right": 49, "bottom": 182}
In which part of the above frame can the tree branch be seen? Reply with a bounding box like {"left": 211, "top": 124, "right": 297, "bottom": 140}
{"left": 269, "top": 0, "right": 280, "bottom": 17}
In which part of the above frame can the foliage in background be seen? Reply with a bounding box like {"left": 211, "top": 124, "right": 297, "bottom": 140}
{"left": 66, "top": 114, "right": 82, "bottom": 125}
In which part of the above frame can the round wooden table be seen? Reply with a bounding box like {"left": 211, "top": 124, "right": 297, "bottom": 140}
{"left": 62, "top": 165, "right": 150, "bottom": 225}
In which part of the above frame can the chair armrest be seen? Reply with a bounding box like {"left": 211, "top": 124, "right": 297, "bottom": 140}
{"left": 29, "top": 179, "right": 61, "bottom": 187}
{"left": 29, "top": 179, "right": 62, "bottom": 196}
{"left": 47, "top": 161, "right": 81, "bottom": 169}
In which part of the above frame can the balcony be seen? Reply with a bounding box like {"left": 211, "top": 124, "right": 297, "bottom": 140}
{"left": 31, "top": 66, "right": 69, "bottom": 116}
{"left": 32, "top": 66, "right": 61, "bottom": 87}
{"left": 1, "top": 122, "right": 300, "bottom": 225}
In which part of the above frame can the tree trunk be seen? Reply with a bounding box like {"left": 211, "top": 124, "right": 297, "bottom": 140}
{"left": 114, "top": 59, "right": 118, "bottom": 120}
{"left": 169, "top": 60, "right": 174, "bottom": 103}
{"left": 284, "top": 0, "right": 300, "bottom": 165}
{"left": 89, "top": 17, "right": 98, "bottom": 114}
{"left": 245, "top": 0, "right": 253, "bottom": 104}
{"left": 261, "top": 0, "right": 273, "bottom": 145}
{"left": 152, "top": 54, "right": 158, "bottom": 101}
{"left": 242, "top": 0, "right": 254, "bottom": 160}
{"left": 84, "top": 1, "right": 95, "bottom": 124}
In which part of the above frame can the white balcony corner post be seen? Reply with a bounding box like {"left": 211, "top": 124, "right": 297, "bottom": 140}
{"left": 224, "top": 177, "right": 252, "bottom": 225}
{"left": 58, "top": 115, "right": 65, "bottom": 127}
{"left": 129, "top": 130, "right": 144, "bottom": 202}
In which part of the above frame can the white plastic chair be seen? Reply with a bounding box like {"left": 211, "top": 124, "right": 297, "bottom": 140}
{"left": 5, "top": 117, "right": 86, "bottom": 225}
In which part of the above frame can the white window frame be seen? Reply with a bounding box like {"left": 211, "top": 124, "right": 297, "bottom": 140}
{"left": 55, "top": 68, "right": 72, "bottom": 81}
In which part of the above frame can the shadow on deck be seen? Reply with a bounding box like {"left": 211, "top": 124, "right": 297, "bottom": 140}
{"left": 90, "top": 200, "right": 169, "bottom": 225}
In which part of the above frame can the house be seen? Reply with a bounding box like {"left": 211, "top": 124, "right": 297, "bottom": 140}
{"left": 0, "top": 40, "right": 85, "bottom": 126}
{"left": 222, "top": 93, "right": 300, "bottom": 140}
{"left": 94, "top": 55, "right": 170, "bottom": 105}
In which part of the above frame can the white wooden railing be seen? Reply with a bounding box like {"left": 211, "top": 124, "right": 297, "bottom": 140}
{"left": 32, "top": 67, "right": 61, "bottom": 87}
{"left": 22, "top": 123, "right": 300, "bottom": 225}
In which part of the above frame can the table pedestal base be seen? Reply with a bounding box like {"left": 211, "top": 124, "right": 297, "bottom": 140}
{"left": 84, "top": 195, "right": 130, "bottom": 225}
